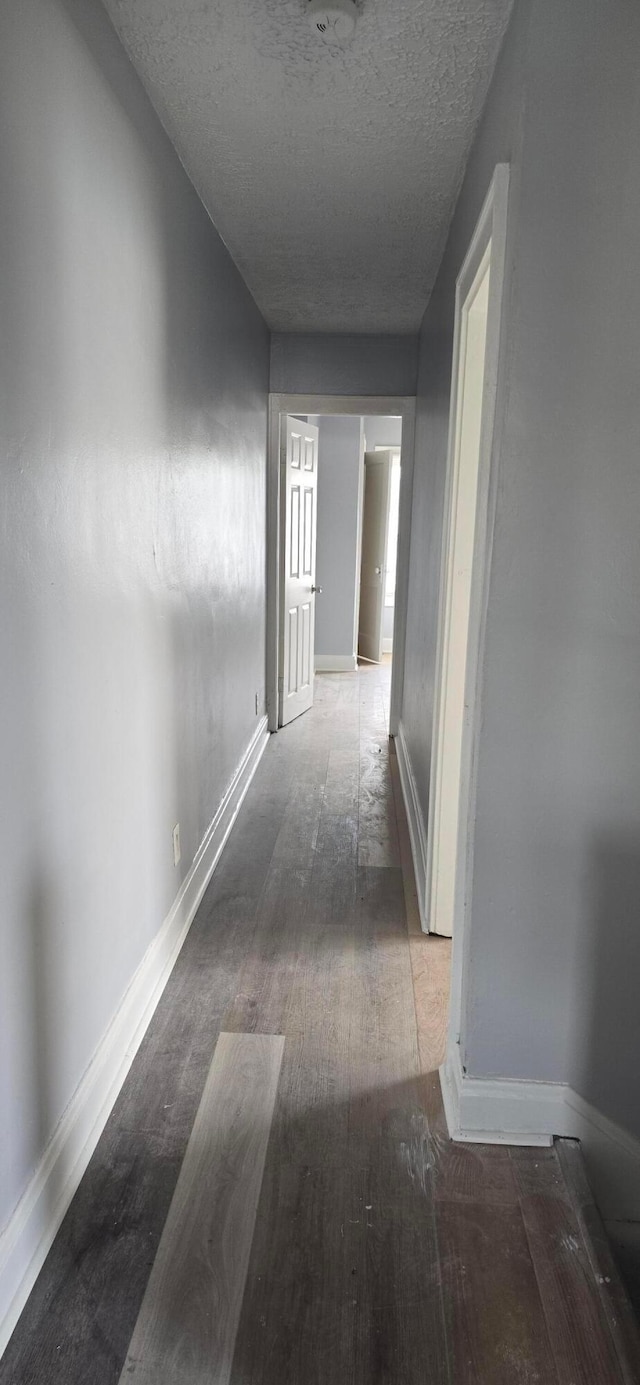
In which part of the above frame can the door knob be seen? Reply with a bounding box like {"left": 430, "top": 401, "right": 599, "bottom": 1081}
{"left": 311, "top": 585, "right": 323, "bottom": 594}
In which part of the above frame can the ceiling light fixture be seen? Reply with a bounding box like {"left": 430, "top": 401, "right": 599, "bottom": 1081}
{"left": 307, "top": 0, "right": 358, "bottom": 44}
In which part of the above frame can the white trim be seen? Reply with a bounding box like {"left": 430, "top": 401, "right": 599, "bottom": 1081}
{"left": 389, "top": 407, "right": 415, "bottom": 737}
{"left": 267, "top": 394, "right": 416, "bottom": 737}
{"left": 394, "top": 722, "right": 428, "bottom": 932}
{"left": 427, "top": 242, "right": 492, "bottom": 943}
{"left": 424, "top": 166, "right": 511, "bottom": 1079}
{"left": 440, "top": 1049, "right": 640, "bottom": 1219}
{"left": 0, "top": 717, "right": 269, "bottom": 1360}
{"left": 314, "top": 653, "right": 358, "bottom": 672}
{"left": 271, "top": 394, "right": 411, "bottom": 417}
{"left": 440, "top": 1045, "right": 557, "bottom": 1147}
{"left": 427, "top": 162, "right": 510, "bottom": 954}
{"left": 353, "top": 422, "right": 366, "bottom": 667}
{"left": 382, "top": 638, "right": 393, "bottom": 654}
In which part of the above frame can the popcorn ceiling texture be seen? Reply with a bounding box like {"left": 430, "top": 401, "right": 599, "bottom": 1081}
{"left": 102, "top": 0, "right": 513, "bottom": 332}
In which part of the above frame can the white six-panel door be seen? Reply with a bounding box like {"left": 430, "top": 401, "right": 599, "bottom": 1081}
{"left": 278, "top": 417, "right": 319, "bottom": 726}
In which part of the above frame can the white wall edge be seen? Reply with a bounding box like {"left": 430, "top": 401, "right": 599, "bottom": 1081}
{"left": 440, "top": 1043, "right": 640, "bottom": 1217}
{"left": 0, "top": 716, "right": 269, "bottom": 1360}
{"left": 440, "top": 1043, "right": 557, "bottom": 1147}
{"left": 394, "top": 722, "right": 428, "bottom": 932}
{"left": 382, "top": 637, "right": 393, "bottom": 654}
{"left": 314, "top": 654, "right": 358, "bottom": 672}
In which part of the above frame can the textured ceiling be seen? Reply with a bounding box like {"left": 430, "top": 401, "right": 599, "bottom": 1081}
{"left": 102, "top": 0, "right": 513, "bottom": 332}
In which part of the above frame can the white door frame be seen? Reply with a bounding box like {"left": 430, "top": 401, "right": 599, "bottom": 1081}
{"left": 425, "top": 166, "right": 511, "bottom": 1063}
{"left": 267, "top": 395, "right": 416, "bottom": 735}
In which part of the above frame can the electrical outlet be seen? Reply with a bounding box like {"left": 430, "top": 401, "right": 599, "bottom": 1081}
{"left": 172, "top": 823, "right": 181, "bottom": 867}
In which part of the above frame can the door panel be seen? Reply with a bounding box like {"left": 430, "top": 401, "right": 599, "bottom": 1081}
{"left": 279, "top": 417, "right": 319, "bottom": 726}
{"left": 358, "top": 450, "right": 392, "bottom": 664}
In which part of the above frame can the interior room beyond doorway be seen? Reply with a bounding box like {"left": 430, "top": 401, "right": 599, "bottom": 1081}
{"left": 266, "top": 393, "right": 415, "bottom": 742}
{"left": 295, "top": 412, "right": 402, "bottom": 678}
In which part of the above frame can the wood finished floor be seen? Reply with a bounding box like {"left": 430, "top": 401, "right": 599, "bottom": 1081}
{"left": 2, "top": 663, "right": 638, "bottom": 1384}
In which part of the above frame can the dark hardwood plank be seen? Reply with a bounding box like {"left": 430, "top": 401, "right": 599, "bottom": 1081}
{"left": 356, "top": 1162, "right": 451, "bottom": 1384}
{"left": 388, "top": 743, "right": 423, "bottom": 936}
{"left": 408, "top": 934, "right": 451, "bottom": 1074}
{"left": 270, "top": 778, "right": 327, "bottom": 866}
{"left": 416, "top": 1065, "right": 451, "bottom": 1143}
{"left": 314, "top": 749, "right": 359, "bottom": 868}
{"left": 222, "top": 863, "right": 312, "bottom": 1034}
{"left": 267, "top": 913, "right": 355, "bottom": 1168}
{"left": 434, "top": 1140, "right": 520, "bottom": 1209}
{"left": 511, "top": 1145, "right": 625, "bottom": 1383}
{"left": 556, "top": 1140, "right": 640, "bottom": 1384}
{"left": 231, "top": 1163, "right": 365, "bottom": 1385}
{"left": 357, "top": 770, "right": 401, "bottom": 867}
{"left": 607, "top": 1222, "right": 640, "bottom": 1324}
{"left": 0, "top": 1130, "right": 187, "bottom": 1385}
{"left": 315, "top": 808, "right": 359, "bottom": 868}
{"left": 307, "top": 852, "right": 359, "bottom": 929}
{"left": 234, "top": 1156, "right": 451, "bottom": 1385}
{"left": 437, "top": 1198, "right": 559, "bottom": 1384}
{"left": 358, "top": 693, "right": 400, "bottom": 867}
{"left": 348, "top": 869, "right": 421, "bottom": 1161}
{"left": 119, "top": 1033, "right": 284, "bottom": 1385}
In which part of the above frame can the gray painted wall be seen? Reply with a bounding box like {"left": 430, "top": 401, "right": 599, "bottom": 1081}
{"left": 363, "top": 416, "right": 403, "bottom": 450}
{"left": 401, "top": 0, "right": 640, "bottom": 1140}
{"left": 270, "top": 334, "right": 418, "bottom": 397}
{"left": 469, "top": 0, "right": 640, "bottom": 1123}
{"left": 314, "top": 416, "right": 363, "bottom": 661}
{"left": 0, "top": 0, "right": 269, "bottom": 1233}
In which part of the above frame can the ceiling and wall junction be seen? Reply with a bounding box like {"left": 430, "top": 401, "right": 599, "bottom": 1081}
{"left": 102, "top": 0, "right": 513, "bottom": 332}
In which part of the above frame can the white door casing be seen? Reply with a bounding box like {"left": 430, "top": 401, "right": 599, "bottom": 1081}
{"left": 358, "top": 450, "right": 392, "bottom": 664}
{"left": 424, "top": 164, "right": 510, "bottom": 1071}
{"left": 428, "top": 255, "right": 491, "bottom": 939}
{"left": 266, "top": 396, "right": 416, "bottom": 738}
{"left": 278, "top": 417, "right": 319, "bottom": 726}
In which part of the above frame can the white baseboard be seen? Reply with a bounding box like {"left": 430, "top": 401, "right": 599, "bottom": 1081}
{"left": 382, "top": 637, "right": 393, "bottom": 654}
{"left": 440, "top": 1043, "right": 640, "bottom": 1219}
{"left": 314, "top": 654, "right": 357, "bottom": 672}
{"left": 440, "top": 1044, "right": 558, "bottom": 1147}
{"left": 394, "top": 722, "right": 428, "bottom": 932}
{"left": 0, "top": 716, "right": 269, "bottom": 1360}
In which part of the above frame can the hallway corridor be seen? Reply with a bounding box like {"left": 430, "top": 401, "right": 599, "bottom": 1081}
{"left": 2, "top": 666, "right": 637, "bottom": 1384}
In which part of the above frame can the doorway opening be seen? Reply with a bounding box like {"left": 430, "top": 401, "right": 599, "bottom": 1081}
{"left": 358, "top": 440, "right": 402, "bottom": 665}
{"left": 267, "top": 395, "right": 416, "bottom": 739}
